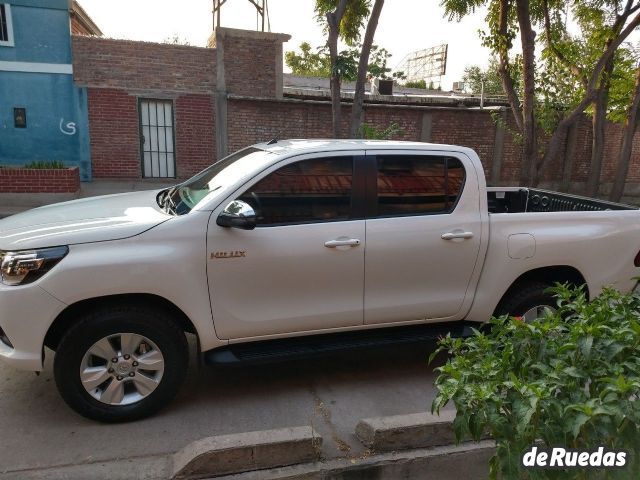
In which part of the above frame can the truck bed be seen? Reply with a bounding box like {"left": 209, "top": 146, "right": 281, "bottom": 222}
{"left": 487, "top": 188, "right": 638, "bottom": 213}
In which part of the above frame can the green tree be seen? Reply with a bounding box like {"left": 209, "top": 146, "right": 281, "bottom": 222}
{"left": 541, "top": 0, "right": 640, "bottom": 196}
{"left": 611, "top": 62, "right": 640, "bottom": 202}
{"left": 315, "top": 0, "right": 393, "bottom": 139}
{"left": 462, "top": 57, "right": 519, "bottom": 96}
{"left": 285, "top": 42, "right": 331, "bottom": 78}
{"left": 315, "top": 0, "right": 371, "bottom": 138}
{"left": 443, "top": 0, "right": 640, "bottom": 186}
{"left": 349, "top": 0, "right": 385, "bottom": 138}
{"left": 285, "top": 42, "right": 397, "bottom": 83}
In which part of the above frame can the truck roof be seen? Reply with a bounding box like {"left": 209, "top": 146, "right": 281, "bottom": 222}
{"left": 254, "top": 139, "right": 475, "bottom": 156}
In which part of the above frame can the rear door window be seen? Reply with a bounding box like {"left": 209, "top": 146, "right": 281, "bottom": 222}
{"left": 374, "top": 155, "right": 465, "bottom": 217}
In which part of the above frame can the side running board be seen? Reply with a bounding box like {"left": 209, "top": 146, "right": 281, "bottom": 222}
{"left": 203, "top": 322, "right": 477, "bottom": 365}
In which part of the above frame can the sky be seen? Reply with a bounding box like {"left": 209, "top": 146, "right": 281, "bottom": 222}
{"left": 78, "top": 0, "right": 493, "bottom": 90}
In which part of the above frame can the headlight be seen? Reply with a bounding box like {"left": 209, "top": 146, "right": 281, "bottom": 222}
{"left": 0, "top": 246, "right": 69, "bottom": 286}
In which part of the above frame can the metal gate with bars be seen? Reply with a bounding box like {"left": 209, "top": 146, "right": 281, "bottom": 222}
{"left": 139, "top": 99, "right": 176, "bottom": 178}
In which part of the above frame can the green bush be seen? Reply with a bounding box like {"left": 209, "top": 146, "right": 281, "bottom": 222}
{"left": 403, "top": 79, "right": 427, "bottom": 89}
{"left": 24, "top": 161, "right": 66, "bottom": 169}
{"left": 359, "top": 122, "right": 404, "bottom": 140}
{"left": 431, "top": 284, "right": 640, "bottom": 479}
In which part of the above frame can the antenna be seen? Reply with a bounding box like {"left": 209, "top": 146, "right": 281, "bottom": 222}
{"left": 213, "top": 0, "right": 271, "bottom": 32}
{"left": 212, "top": 0, "right": 227, "bottom": 31}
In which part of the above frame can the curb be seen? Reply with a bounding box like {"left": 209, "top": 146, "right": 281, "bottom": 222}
{"left": 171, "top": 426, "right": 321, "bottom": 480}
{"left": 355, "top": 410, "right": 459, "bottom": 452}
{"left": 170, "top": 412, "right": 493, "bottom": 480}
{"left": 212, "top": 441, "right": 495, "bottom": 480}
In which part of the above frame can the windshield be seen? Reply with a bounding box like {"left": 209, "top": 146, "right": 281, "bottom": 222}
{"left": 159, "top": 147, "right": 274, "bottom": 215}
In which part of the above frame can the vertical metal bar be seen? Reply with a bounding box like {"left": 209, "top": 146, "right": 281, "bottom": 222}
{"left": 163, "top": 101, "right": 169, "bottom": 177}
{"left": 155, "top": 101, "right": 161, "bottom": 177}
{"left": 152, "top": 100, "right": 156, "bottom": 177}
{"left": 138, "top": 99, "right": 144, "bottom": 178}
{"left": 170, "top": 101, "right": 176, "bottom": 178}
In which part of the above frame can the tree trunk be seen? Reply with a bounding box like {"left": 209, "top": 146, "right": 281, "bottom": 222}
{"left": 610, "top": 66, "right": 640, "bottom": 202}
{"left": 326, "top": 0, "right": 348, "bottom": 139}
{"left": 560, "top": 121, "right": 579, "bottom": 193}
{"left": 586, "top": 56, "right": 614, "bottom": 197}
{"left": 349, "top": 0, "right": 384, "bottom": 138}
{"left": 496, "top": 0, "right": 524, "bottom": 136}
{"left": 515, "top": 0, "right": 538, "bottom": 186}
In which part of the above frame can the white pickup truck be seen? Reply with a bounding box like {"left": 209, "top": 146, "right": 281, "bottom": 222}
{"left": 1, "top": 140, "right": 639, "bottom": 422}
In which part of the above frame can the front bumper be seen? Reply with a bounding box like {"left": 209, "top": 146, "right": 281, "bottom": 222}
{"left": 0, "top": 284, "right": 67, "bottom": 371}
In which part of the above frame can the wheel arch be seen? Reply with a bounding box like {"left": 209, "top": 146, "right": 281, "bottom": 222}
{"left": 493, "top": 265, "right": 589, "bottom": 316}
{"left": 44, "top": 293, "right": 198, "bottom": 351}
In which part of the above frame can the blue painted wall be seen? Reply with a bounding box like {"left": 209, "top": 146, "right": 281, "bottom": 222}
{"left": 0, "top": 0, "right": 92, "bottom": 180}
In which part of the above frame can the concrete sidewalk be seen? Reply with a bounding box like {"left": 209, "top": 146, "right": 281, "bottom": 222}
{"left": 0, "top": 179, "right": 175, "bottom": 218}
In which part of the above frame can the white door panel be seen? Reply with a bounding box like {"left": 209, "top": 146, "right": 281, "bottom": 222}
{"left": 364, "top": 212, "right": 482, "bottom": 323}
{"left": 208, "top": 221, "right": 365, "bottom": 339}
{"left": 364, "top": 150, "right": 482, "bottom": 324}
{"left": 206, "top": 151, "right": 366, "bottom": 340}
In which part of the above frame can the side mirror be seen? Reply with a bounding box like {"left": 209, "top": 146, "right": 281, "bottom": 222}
{"left": 216, "top": 200, "right": 257, "bottom": 230}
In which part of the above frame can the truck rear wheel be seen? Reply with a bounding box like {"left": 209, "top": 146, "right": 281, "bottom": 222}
{"left": 53, "top": 305, "right": 188, "bottom": 423}
{"left": 495, "top": 281, "right": 557, "bottom": 322}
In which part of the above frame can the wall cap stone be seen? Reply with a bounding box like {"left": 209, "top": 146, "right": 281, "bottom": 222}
{"left": 212, "top": 27, "right": 291, "bottom": 45}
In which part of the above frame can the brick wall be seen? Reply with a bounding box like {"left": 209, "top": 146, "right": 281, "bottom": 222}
{"left": 430, "top": 110, "right": 496, "bottom": 180}
{"left": 75, "top": 35, "right": 219, "bottom": 179}
{"left": 227, "top": 99, "right": 493, "bottom": 174}
{"left": 88, "top": 88, "right": 141, "bottom": 178}
{"left": 210, "top": 28, "right": 290, "bottom": 98}
{"left": 221, "top": 36, "right": 277, "bottom": 98}
{"left": 88, "top": 89, "right": 217, "bottom": 179}
{"left": 175, "top": 94, "right": 216, "bottom": 178}
{"left": 72, "top": 36, "right": 216, "bottom": 93}
{"left": 227, "top": 99, "right": 424, "bottom": 153}
{"left": 0, "top": 167, "right": 80, "bottom": 193}
{"left": 70, "top": 30, "right": 640, "bottom": 197}
{"left": 226, "top": 97, "right": 640, "bottom": 194}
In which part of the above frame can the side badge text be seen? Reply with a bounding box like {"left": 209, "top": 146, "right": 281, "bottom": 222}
{"left": 211, "top": 251, "right": 247, "bottom": 259}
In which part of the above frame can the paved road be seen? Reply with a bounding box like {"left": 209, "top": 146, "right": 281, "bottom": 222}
{"left": 0, "top": 338, "right": 450, "bottom": 478}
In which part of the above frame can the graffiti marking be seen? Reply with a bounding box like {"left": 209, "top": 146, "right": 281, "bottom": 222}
{"left": 59, "top": 118, "right": 77, "bottom": 136}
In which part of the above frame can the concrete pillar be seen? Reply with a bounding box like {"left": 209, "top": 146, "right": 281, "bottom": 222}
{"left": 209, "top": 27, "right": 291, "bottom": 159}
{"left": 275, "top": 42, "right": 284, "bottom": 100}
{"left": 420, "top": 113, "right": 432, "bottom": 142}
{"left": 213, "top": 31, "right": 228, "bottom": 160}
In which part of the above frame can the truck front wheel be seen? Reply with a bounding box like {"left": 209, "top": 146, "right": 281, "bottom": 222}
{"left": 53, "top": 305, "right": 188, "bottom": 423}
{"left": 495, "top": 281, "right": 557, "bottom": 322}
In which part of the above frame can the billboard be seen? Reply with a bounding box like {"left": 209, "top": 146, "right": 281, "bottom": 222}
{"left": 397, "top": 44, "right": 448, "bottom": 86}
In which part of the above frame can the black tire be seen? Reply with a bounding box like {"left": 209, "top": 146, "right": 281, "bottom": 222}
{"left": 54, "top": 304, "right": 188, "bottom": 423}
{"left": 495, "top": 281, "right": 556, "bottom": 319}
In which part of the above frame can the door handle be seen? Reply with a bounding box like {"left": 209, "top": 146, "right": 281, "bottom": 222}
{"left": 441, "top": 231, "right": 474, "bottom": 240}
{"left": 324, "top": 238, "right": 361, "bottom": 248}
